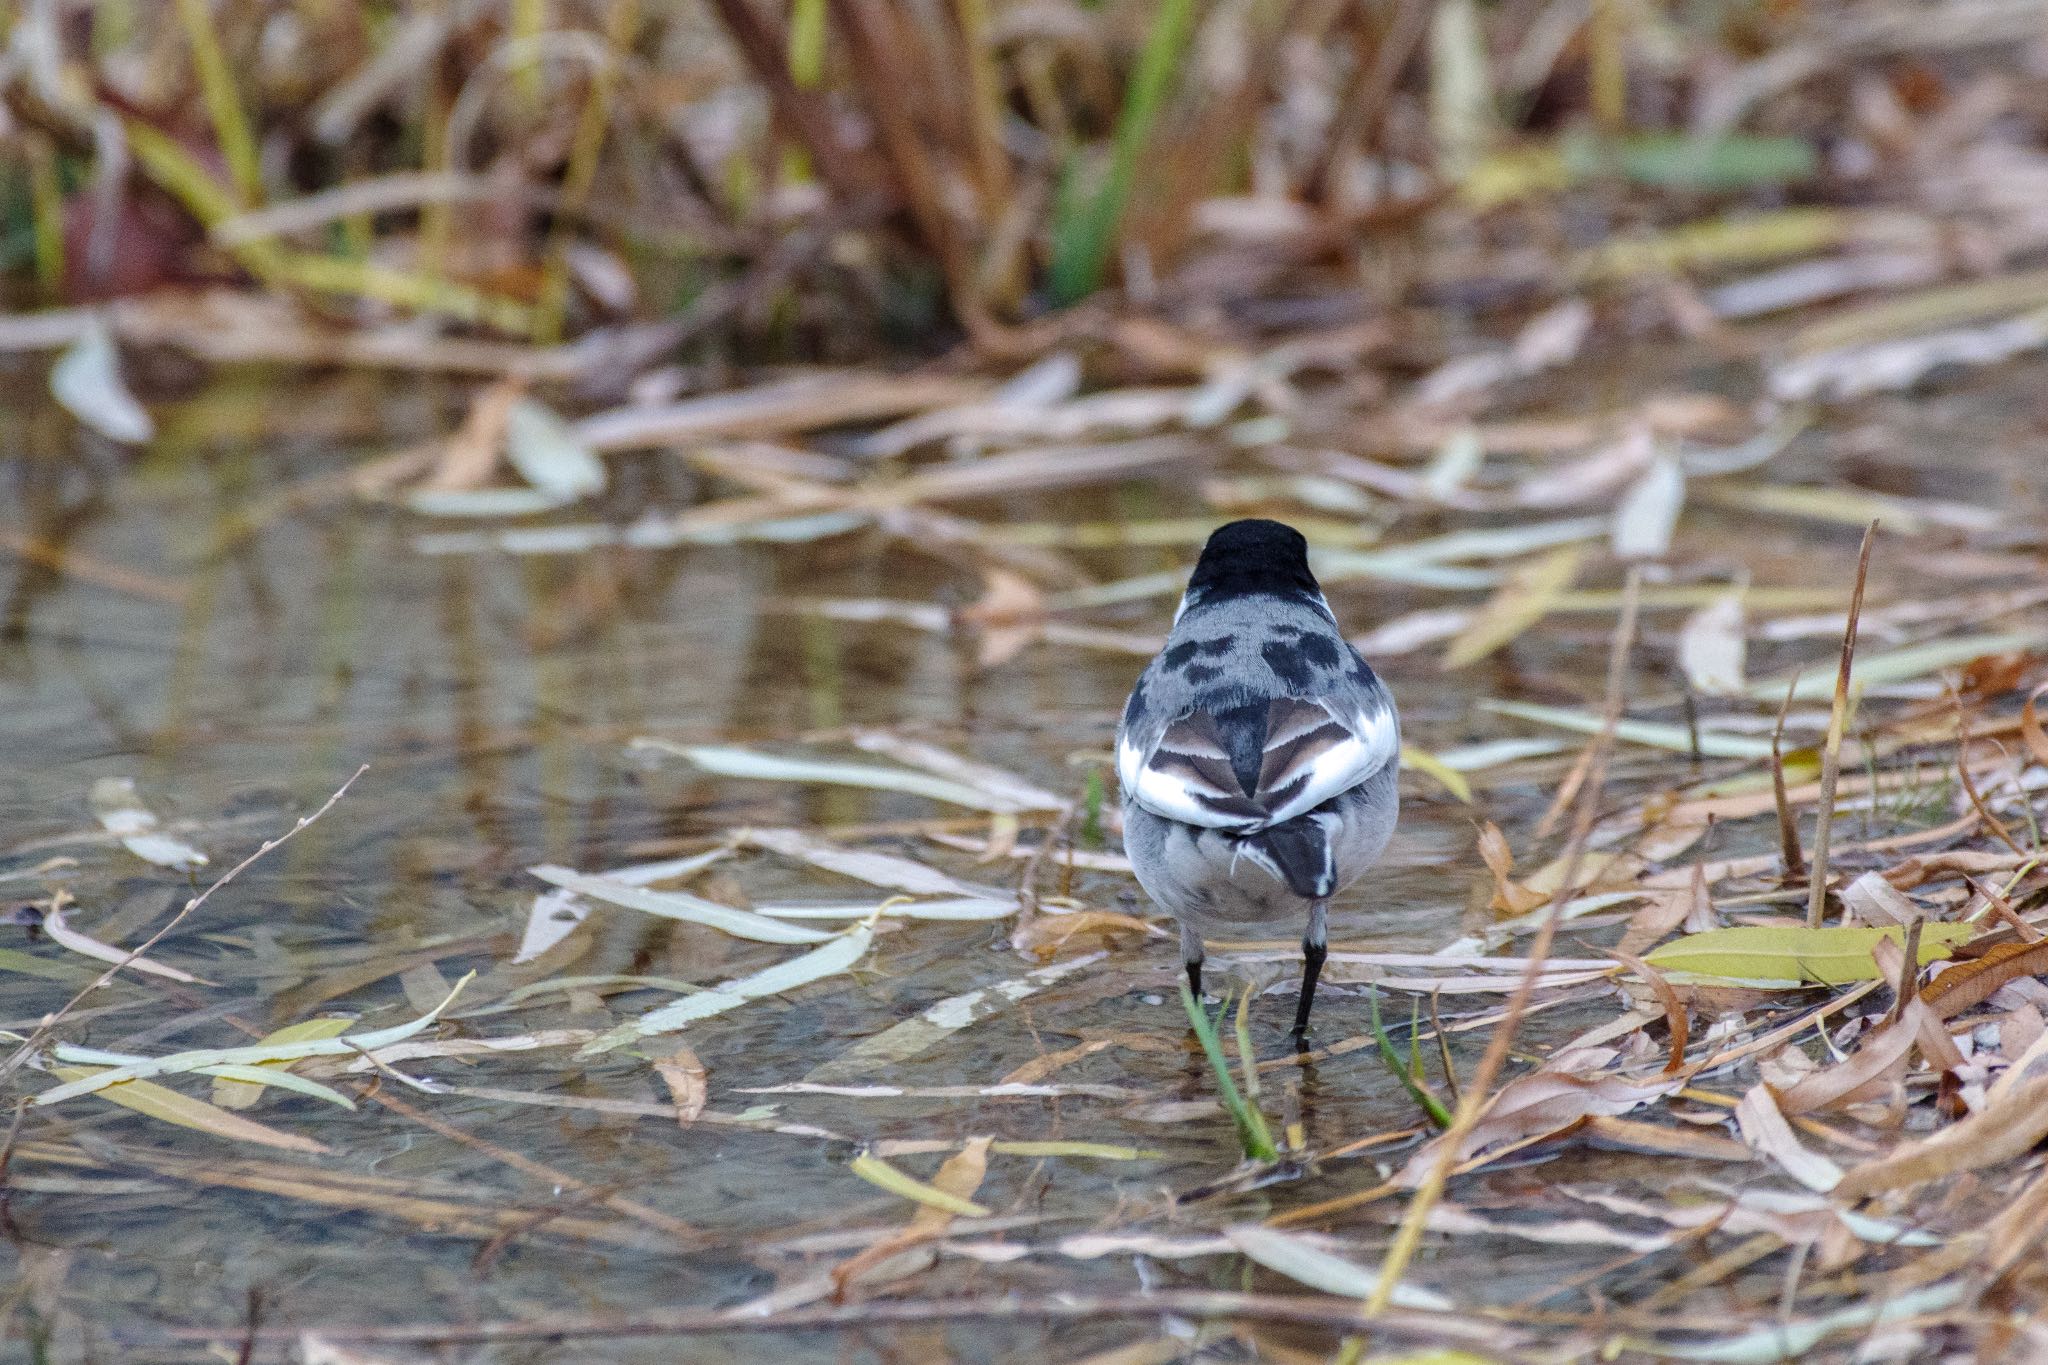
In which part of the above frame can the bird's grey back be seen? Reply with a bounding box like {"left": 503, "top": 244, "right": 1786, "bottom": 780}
{"left": 1116, "top": 593, "right": 1391, "bottom": 761}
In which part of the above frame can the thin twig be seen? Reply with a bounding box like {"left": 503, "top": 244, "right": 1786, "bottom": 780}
{"left": 0, "top": 766, "right": 369, "bottom": 1080}
{"left": 1771, "top": 675, "right": 1805, "bottom": 882}
{"left": 1807, "top": 522, "right": 1877, "bottom": 927}
{"left": 1365, "top": 570, "right": 1641, "bottom": 1314}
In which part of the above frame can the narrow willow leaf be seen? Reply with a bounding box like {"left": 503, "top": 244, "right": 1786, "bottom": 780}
{"left": 1482, "top": 699, "right": 1774, "bottom": 758}
{"left": 581, "top": 922, "right": 875, "bottom": 1055}
{"left": 210, "top": 1016, "right": 359, "bottom": 1109}
{"left": 805, "top": 952, "right": 1106, "bottom": 1082}
{"left": 43, "top": 905, "right": 210, "bottom": 985}
{"left": 742, "top": 826, "right": 1005, "bottom": 898}
{"left": 1751, "top": 630, "right": 2048, "bottom": 701}
{"left": 848, "top": 1151, "right": 992, "bottom": 1217}
{"left": 754, "top": 898, "right": 1015, "bottom": 921}
{"left": 1442, "top": 544, "right": 1584, "bottom": 668}
{"left": 1643, "top": 924, "right": 1973, "bottom": 986}
{"left": 50, "top": 1067, "right": 328, "bottom": 1154}
{"left": 986, "top": 1140, "right": 1163, "bottom": 1160}
{"left": 89, "top": 777, "right": 206, "bottom": 869}
{"left": 1637, "top": 1281, "right": 1966, "bottom": 1362}
{"left": 1399, "top": 746, "right": 1473, "bottom": 803}
{"left": 33, "top": 973, "right": 473, "bottom": 1104}
{"left": 635, "top": 740, "right": 1025, "bottom": 812}
{"left": 528, "top": 865, "right": 832, "bottom": 944}
{"left": 1225, "top": 1226, "right": 1452, "bottom": 1310}
{"left": 54, "top": 1043, "right": 357, "bottom": 1109}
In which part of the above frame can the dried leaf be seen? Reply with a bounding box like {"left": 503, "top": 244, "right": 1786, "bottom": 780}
{"left": 1442, "top": 544, "right": 1584, "bottom": 669}
{"left": 806, "top": 952, "right": 1107, "bottom": 1082}
{"left": 639, "top": 740, "right": 1029, "bottom": 813}
{"left": 653, "top": 1044, "right": 708, "bottom": 1123}
{"left": 515, "top": 888, "right": 590, "bottom": 964}
{"left": 1477, "top": 822, "right": 1547, "bottom": 914}
{"left": 2023, "top": 682, "right": 2048, "bottom": 766}
{"left": 1922, "top": 938, "right": 2048, "bottom": 1021}
{"left": 1644, "top": 924, "right": 1973, "bottom": 986}
{"left": 1224, "top": 1226, "right": 1451, "bottom": 1310}
{"left": 504, "top": 396, "right": 605, "bottom": 500}
{"left": 1835, "top": 1068, "right": 2048, "bottom": 1196}
{"left": 1773, "top": 1004, "right": 1917, "bottom": 1117}
{"left": 1734, "top": 1084, "right": 1842, "bottom": 1191}
{"left": 741, "top": 826, "right": 1005, "bottom": 898}
{"left": 42, "top": 904, "right": 209, "bottom": 985}
{"left": 1839, "top": 870, "right": 1921, "bottom": 927}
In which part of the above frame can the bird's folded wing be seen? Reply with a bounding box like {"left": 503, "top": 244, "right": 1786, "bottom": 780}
{"left": 1119, "top": 694, "right": 1397, "bottom": 829}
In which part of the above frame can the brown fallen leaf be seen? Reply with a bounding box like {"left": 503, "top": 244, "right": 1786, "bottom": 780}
{"left": 1581, "top": 1114, "right": 1751, "bottom": 1162}
{"left": 1735, "top": 1083, "right": 1842, "bottom": 1191}
{"left": 1613, "top": 950, "right": 1690, "bottom": 1073}
{"left": 2023, "top": 682, "right": 2048, "bottom": 767}
{"left": 1922, "top": 938, "right": 2048, "bottom": 1021}
{"left": 1477, "top": 821, "right": 1547, "bottom": 915}
{"left": 1834, "top": 1069, "right": 2048, "bottom": 1197}
{"left": 1774, "top": 1006, "right": 1918, "bottom": 1116}
{"left": 1617, "top": 889, "right": 1692, "bottom": 958}
{"left": 957, "top": 567, "right": 1049, "bottom": 669}
{"left": 654, "top": 1044, "right": 709, "bottom": 1124}
{"left": 1397, "top": 1051, "right": 1680, "bottom": 1182}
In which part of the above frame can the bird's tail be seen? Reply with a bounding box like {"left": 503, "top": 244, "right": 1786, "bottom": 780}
{"left": 1242, "top": 811, "right": 1337, "bottom": 899}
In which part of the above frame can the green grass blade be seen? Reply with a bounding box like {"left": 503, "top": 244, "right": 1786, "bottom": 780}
{"left": 1369, "top": 986, "right": 1452, "bottom": 1128}
{"left": 1179, "top": 980, "right": 1278, "bottom": 1162}
{"left": 1047, "top": 0, "right": 1198, "bottom": 303}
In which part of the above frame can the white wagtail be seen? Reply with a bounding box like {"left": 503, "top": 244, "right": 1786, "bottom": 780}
{"left": 1117, "top": 519, "right": 1400, "bottom": 1049}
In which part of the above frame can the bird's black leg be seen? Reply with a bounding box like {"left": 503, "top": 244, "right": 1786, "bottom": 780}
{"left": 1180, "top": 921, "right": 1205, "bottom": 1000}
{"left": 1289, "top": 900, "right": 1329, "bottom": 1051}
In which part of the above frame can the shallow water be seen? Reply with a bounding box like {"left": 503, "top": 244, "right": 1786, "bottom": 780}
{"left": 3, "top": 358, "right": 2043, "bottom": 1361}
{"left": 0, "top": 368, "right": 1511, "bottom": 1363}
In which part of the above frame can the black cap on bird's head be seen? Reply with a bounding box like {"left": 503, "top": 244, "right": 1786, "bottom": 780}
{"left": 1184, "top": 519, "right": 1322, "bottom": 604}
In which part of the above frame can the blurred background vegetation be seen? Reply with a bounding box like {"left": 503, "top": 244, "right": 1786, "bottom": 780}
{"left": 8, "top": 0, "right": 2032, "bottom": 362}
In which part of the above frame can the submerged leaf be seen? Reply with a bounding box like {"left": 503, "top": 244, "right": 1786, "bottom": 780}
{"left": 529, "top": 865, "right": 833, "bottom": 944}
{"left": 50, "top": 1067, "right": 328, "bottom": 1154}
{"left": 1644, "top": 924, "right": 1973, "bottom": 985}
{"left": 582, "top": 922, "right": 875, "bottom": 1054}
{"left": 89, "top": 777, "right": 207, "bottom": 870}
{"left": 1482, "top": 700, "right": 1773, "bottom": 759}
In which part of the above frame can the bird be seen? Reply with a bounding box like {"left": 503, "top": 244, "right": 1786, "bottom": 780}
{"left": 1116, "top": 518, "right": 1400, "bottom": 1050}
